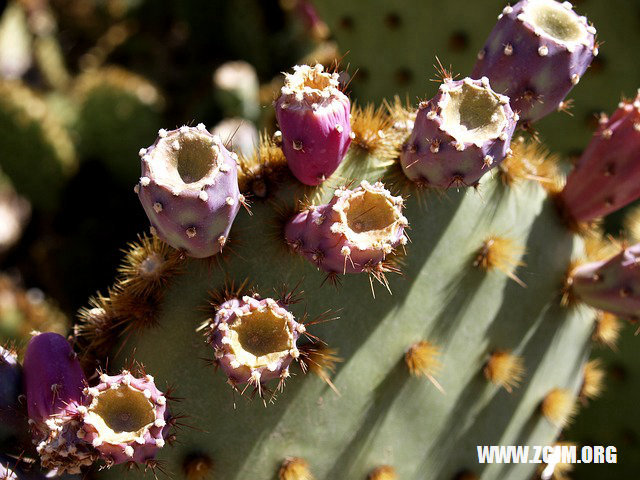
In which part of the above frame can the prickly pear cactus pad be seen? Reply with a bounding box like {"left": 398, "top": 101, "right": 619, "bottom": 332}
{"left": 0, "top": 80, "right": 76, "bottom": 209}
{"left": 83, "top": 120, "right": 600, "bottom": 479}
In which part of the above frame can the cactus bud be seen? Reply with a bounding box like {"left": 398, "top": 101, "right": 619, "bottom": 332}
{"left": 570, "top": 243, "right": 640, "bottom": 321}
{"left": 558, "top": 90, "right": 640, "bottom": 223}
{"left": 136, "top": 125, "right": 242, "bottom": 258}
{"left": 79, "top": 371, "right": 169, "bottom": 465}
{"left": 285, "top": 180, "right": 407, "bottom": 274}
{"left": 473, "top": 0, "right": 596, "bottom": 123}
{"left": 275, "top": 64, "right": 351, "bottom": 185}
{"left": 400, "top": 77, "right": 516, "bottom": 188}
{"left": 207, "top": 296, "right": 302, "bottom": 394}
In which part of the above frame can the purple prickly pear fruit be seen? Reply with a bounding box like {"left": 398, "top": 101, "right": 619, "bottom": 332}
{"left": 23, "top": 332, "right": 86, "bottom": 425}
{"left": 399, "top": 77, "right": 516, "bottom": 188}
{"left": 558, "top": 90, "right": 640, "bottom": 223}
{"left": 23, "top": 333, "right": 98, "bottom": 474}
{"left": 285, "top": 180, "right": 407, "bottom": 274}
{"left": 472, "top": 0, "right": 597, "bottom": 124}
{"left": 570, "top": 243, "right": 640, "bottom": 321}
{"left": 79, "top": 371, "right": 169, "bottom": 465}
{"left": 275, "top": 64, "right": 352, "bottom": 185}
{"left": 0, "top": 346, "right": 22, "bottom": 420}
{"left": 207, "top": 296, "right": 304, "bottom": 393}
{"left": 136, "top": 124, "right": 243, "bottom": 258}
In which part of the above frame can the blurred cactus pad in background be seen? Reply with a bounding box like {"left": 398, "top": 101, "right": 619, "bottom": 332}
{"left": 0, "top": 1, "right": 639, "bottom": 479}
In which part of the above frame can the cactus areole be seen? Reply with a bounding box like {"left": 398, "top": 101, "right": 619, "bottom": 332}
{"left": 136, "top": 124, "right": 242, "bottom": 258}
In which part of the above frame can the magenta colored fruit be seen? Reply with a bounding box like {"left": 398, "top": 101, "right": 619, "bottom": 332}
{"left": 23, "top": 333, "right": 98, "bottom": 474}
{"left": 79, "top": 371, "right": 169, "bottom": 465}
{"left": 207, "top": 296, "right": 304, "bottom": 392}
{"left": 571, "top": 243, "right": 640, "bottom": 322}
{"left": 23, "top": 332, "right": 86, "bottom": 424}
{"left": 285, "top": 180, "right": 407, "bottom": 274}
{"left": 275, "top": 64, "right": 351, "bottom": 185}
{"left": 559, "top": 90, "right": 640, "bottom": 222}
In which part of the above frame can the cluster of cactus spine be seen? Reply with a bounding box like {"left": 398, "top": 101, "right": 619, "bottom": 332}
{"left": 3, "top": 1, "right": 640, "bottom": 479}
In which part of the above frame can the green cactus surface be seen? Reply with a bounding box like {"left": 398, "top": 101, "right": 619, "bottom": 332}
{"left": 567, "top": 317, "right": 640, "bottom": 479}
{"left": 73, "top": 67, "right": 163, "bottom": 184}
{"left": 0, "top": 80, "right": 76, "bottom": 209}
{"left": 90, "top": 124, "right": 598, "bottom": 479}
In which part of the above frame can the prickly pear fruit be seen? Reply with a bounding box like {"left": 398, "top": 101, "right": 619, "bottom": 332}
{"left": 569, "top": 243, "right": 640, "bottom": 321}
{"left": 285, "top": 180, "right": 407, "bottom": 275}
{"left": 206, "top": 296, "right": 305, "bottom": 394}
{"left": 24, "top": 332, "right": 86, "bottom": 424}
{"left": 79, "top": 371, "right": 169, "bottom": 465}
{"left": 23, "top": 332, "right": 98, "bottom": 474}
{"left": 472, "top": 0, "right": 597, "bottom": 124}
{"left": 400, "top": 77, "right": 516, "bottom": 188}
{"left": 558, "top": 89, "right": 640, "bottom": 223}
{"left": 136, "top": 124, "right": 243, "bottom": 258}
{"left": 275, "top": 64, "right": 351, "bottom": 185}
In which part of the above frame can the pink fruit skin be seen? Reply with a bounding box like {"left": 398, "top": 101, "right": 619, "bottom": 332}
{"left": 572, "top": 243, "right": 640, "bottom": 321}
{"left": 559, "top": 92, "right": 640, "bottom": 222}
